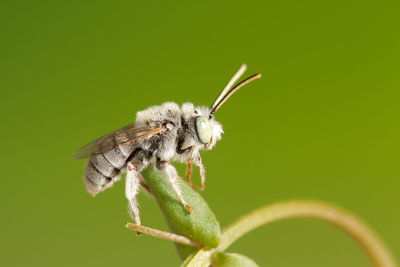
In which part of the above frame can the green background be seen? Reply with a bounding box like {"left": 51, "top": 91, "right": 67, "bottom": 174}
{"left": 1, "top": 0, "right": 399, "bottom": 266}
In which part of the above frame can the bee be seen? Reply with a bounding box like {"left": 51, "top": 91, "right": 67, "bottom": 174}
{"left": 74, "top": 64, "right": 261, "bottom": 225}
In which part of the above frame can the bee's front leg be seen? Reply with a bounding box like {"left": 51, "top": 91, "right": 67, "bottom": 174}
{"left": 185, "top": 159, "right": 197, "bottom": 190}
{"left": 193, "top": 153, "right": 206, "bottom": 191}
{"left": 156, "top": 159, "right": 193, "bottom": 213}
{"left": 177, "top": 145, "right": 197, "bottom": 189}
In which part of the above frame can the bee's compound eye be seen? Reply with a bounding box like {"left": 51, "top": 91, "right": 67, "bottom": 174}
{"left": 195, "top": 116, "right": 212, "bottom": 144}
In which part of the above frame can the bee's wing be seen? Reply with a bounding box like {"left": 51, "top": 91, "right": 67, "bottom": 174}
{"left": 73, "top": 124, "right": 164, "bottom": 159}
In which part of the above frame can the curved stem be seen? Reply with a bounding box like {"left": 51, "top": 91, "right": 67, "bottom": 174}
{"left": 183, "top": 200, "right": 397, "bottom": 267}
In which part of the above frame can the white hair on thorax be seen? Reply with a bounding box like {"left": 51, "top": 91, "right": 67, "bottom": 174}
{"left": 135, "top": 102, "right": 181, "bottom": 125}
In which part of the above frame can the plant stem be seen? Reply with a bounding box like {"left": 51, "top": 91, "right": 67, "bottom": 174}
{"left": 126, "top": 223, "right": 203, "bottom": 248}
{"left": 183, "top": 200, "right": 397, "bottom": 267}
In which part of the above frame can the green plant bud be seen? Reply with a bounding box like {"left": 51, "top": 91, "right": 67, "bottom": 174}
{"left": 215, "top": 252, "right": 260, "bottom": 267}
{"left": 142, "top": 167, "right": 221, "bottom": 259}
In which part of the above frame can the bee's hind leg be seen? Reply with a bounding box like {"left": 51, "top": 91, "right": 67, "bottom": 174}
{"left": 125, "top": 162, "right": 142, "bottom": 228}
{"left": 156, "top": 160, "right": 193, "bottom": 213}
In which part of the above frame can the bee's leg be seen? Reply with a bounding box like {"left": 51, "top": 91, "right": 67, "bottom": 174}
{"left": 185, "top": 159, "right": 196, "bottom": 190}
{"left": 156, "top": 160, "right": 193, "bottom": 213}
{"left": 177, "top": 145, "right": 196, "bottom": 189}
{"left": 194, "top": 154, "right": 206, "bottom": 191}
{"left": 125, "top": 162, "right": 142, "bottom": 227}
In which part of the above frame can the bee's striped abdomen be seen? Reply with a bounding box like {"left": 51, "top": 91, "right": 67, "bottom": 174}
{"left": 84, "top": 160, "right": 115, "bottom": 196}
{"left": 91, "top": 153, "right": 119, "bottom": 177}
{"left": 84, "top": 143, "right": 136, "bottom": 196}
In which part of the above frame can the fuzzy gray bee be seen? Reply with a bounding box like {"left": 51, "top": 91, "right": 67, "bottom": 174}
{"left": 74, "top": 64, "right": 261, "bottom": 225}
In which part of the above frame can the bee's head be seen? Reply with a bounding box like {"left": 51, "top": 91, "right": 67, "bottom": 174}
{"left": 194, "top": 106, "right": 223, "bottom": 150}
{"left": 181, "top": 103, "right": 222, "bottom": 150}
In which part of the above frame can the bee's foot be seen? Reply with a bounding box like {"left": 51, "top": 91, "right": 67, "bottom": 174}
{"left": 188, "top": 181, "right": 197, "bottom": 190}
{"left": 185, "top": 204, "right": 193, "bottom": 213}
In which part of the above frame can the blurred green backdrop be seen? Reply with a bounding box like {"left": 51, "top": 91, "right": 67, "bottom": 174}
{"left": 1, "top": 0, "right": 399, "bottom": 266}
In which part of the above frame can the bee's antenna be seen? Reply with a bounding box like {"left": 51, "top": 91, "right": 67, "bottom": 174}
{"left": 210, "top": 73, "right": 261, "bottom": 117}
{"left": 211, "top": 64, "right": 247, "bottom": 111}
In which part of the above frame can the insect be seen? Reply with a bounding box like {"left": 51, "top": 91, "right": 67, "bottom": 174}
{"left": 74, "top": 64, "right": 261, "bottom": 226}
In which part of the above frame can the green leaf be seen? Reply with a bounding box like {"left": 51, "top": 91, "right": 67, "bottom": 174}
{"left": 142, "top": 167, "right": 221, "bottom": 260}
{"left": 215, "top": 252, "right": 260, "bottom": 267}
